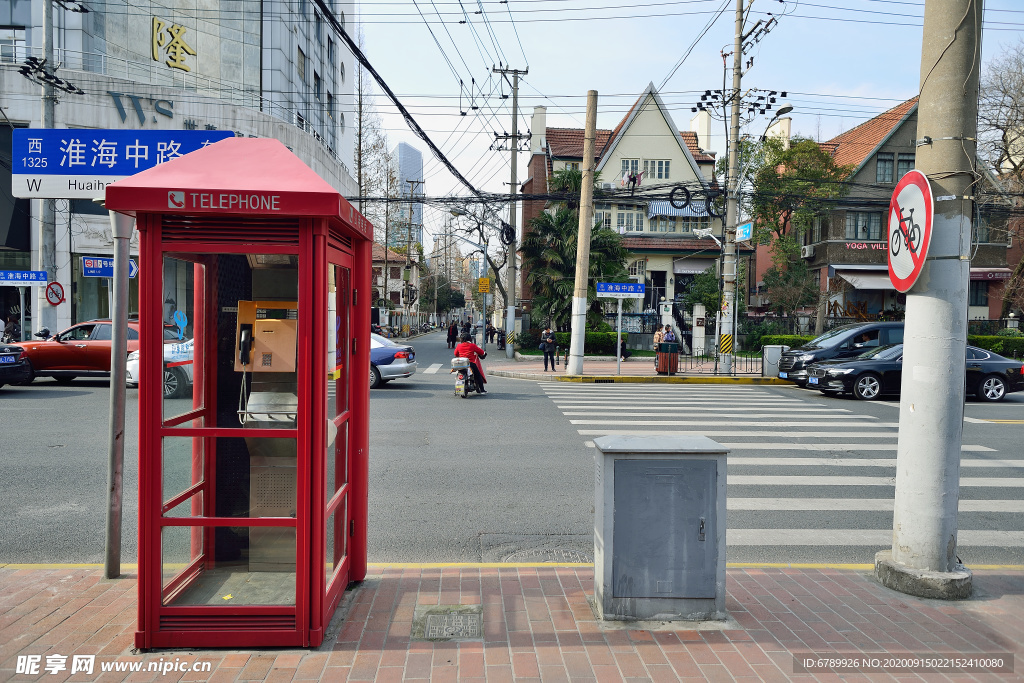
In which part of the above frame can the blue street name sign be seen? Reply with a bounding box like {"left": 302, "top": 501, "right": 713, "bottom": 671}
{"left": 596, "top": 282, "right": 645, "bottom": 298}
{"left": 736, "top": 221, "right": 753, "bottom": 242}
{"left": 0, "top": 270, "right": 48, "bottom": 285}
{"left": 82, "top": 256, "right": 138, "bottom": 278}
{"left": 12, "top": 129, "right": 235, "bottom": 199}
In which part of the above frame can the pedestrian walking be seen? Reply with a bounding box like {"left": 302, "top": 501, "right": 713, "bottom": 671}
{"left": 447, "top": 322, "right": 458, "bottom": 349}
{"left": 540, "top": 326, "right": 557, "bottom": 372}
{"left": 486, "top": 323, "right": 496, "bottom": 344}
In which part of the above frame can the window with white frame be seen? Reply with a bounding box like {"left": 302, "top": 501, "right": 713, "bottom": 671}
{"left": 636, "top": 212, "right": 644, "bottom": 231}
{"left": 621, "top": 158, "right": 639, "bottom": 179}
{"left": 876, "top": 153, "right": 894, "bottom": 183}
{"left": 811, "top": 216, "right": 823, "bottom": 244}
{"left": 629, "top": 259, "right": 646, "bottom": 278}
{"left": 617, "top": 213, "right": 626, "bottom": 232}
{"left": 568, "top": 162, "right": 580, "bottom": 171}
{"left": 667, "top": 218, "right": 677, "bottom": 232}
{"left": 845, "top": 211, "right": 883, "bottom": 240}
{"left": 643, "top": 159, "right": 671, "bottom": 180}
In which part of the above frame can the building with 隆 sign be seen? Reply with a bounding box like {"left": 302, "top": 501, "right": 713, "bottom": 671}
{"left": 0, "top": 0, "right": 357, "bottom": 334}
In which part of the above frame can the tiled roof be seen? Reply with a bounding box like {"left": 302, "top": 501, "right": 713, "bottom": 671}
{"left": 546, "top": 128, "right": 613, "bottom": 159}
{"left": 371, "top": 243, "right": 405, "bottom": 262}
{"left": 825, "top": 97, "right": 918, "bottom": 170}
{"left": 679, "top": 131, "right": 716, "bottom": 163}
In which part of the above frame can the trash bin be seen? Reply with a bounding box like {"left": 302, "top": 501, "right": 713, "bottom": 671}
{"left": 593, "top": 434, "right": 729, "bottom": 621}
{"left": 655, "top": 342, "right": 679, "bottom": 375}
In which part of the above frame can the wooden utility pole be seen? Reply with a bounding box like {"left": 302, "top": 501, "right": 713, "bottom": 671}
{"left": 566, "top": 91, "right": 598, "bottom": 376}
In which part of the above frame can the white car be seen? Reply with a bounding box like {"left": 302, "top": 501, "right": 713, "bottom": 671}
{"left": 127, "top": 338, "right": 194, "bottom": 399}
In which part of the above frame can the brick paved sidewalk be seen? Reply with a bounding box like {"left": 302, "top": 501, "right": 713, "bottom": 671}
{"left": 2, "top": 564, "right": 1021, "bottom": 682}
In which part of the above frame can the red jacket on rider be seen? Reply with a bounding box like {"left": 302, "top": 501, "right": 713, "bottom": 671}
{"left": 454, "top": 341, "right": 487, "bottom": 384}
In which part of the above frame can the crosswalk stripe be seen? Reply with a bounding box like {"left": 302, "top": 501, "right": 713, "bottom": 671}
{"left": 571, "top": 420, "right": 896, "bottom": 427}
{"left": 728, "top": 457, "right": 1023, "bottom": 468}
{"left": 728, "top": 475, "right": 1024, "bottom": 487}
{"left": 561, "top": 412, "right": 871, "bottom": 418}
{"left": 727, "top": 529, "right": 1024, "bottom": 546}
{"left": 729, "top": 498, "right": 1024, "bottom": 512}
{"left": 423, "top": 363, "right": 442, "bottom": 374}
{"left": 579, "top": 430, "right": 896, "bottom": 438}
{"left": 581, "top": 441, "right": 995, "bottom": 452}
{"left": 552, "top": 400, "right": 812, "bottom": 406}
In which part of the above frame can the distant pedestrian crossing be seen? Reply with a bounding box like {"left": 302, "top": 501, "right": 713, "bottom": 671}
{"left": 540, "top": 382, "right": 1024, "bottom": 554}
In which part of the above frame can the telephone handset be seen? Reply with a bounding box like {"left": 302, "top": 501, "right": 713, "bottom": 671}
{"left": 238, "top": 324, "right": 253, "bottom": 367}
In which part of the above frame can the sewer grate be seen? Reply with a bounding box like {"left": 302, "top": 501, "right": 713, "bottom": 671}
{"left": 411, "top": 605, "right": 483, "bottom": 642}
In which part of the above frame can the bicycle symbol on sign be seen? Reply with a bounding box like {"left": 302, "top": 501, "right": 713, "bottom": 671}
{"left": 890, "top": 206, "right": 922, "bottom": 256}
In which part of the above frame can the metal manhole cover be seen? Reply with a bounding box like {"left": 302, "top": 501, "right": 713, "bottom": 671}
{"left": 425, "top": 613, "right": 481, "bottom": 639}
{"left": 411, "top": 605, "right": 483, "bottom": 642}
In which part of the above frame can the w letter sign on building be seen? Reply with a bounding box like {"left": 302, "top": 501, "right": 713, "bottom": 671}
{"left": 887, "top": 169, "right": 934, "bottom": 293}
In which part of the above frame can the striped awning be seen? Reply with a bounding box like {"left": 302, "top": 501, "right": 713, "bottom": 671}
{"left": 647, "top": 200, "right": 710, "bottom": 218}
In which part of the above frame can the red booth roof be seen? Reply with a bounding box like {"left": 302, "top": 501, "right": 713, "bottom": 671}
{"left": 104, "top": 137, "right": 371, "bottom": 239}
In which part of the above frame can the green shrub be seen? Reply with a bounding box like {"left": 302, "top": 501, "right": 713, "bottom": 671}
{"left": 968, "top": 335, "right": 1024, "bottom": 357}
{"left": 996, "top": 327, "right": 1023, "bottom": 338}
{"left": 759, "top": 334, "right": 814, "bottom": 348}
{"left": 744, "top": 320, "right": 787, "bottom": 350}
{"left": 552, "top": 331, "right": 628, "bottom": 355}
{"left": 518, "top": 329, "right": 541, "bottom": 350}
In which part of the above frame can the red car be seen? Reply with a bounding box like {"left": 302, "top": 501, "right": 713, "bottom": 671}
{"left": 14, "top": 319, "right": 162, "bottom": 383}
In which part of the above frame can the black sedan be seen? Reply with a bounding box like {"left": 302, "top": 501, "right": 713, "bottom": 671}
{"left": 0, "top": 343, "right": 33, "bottom": 389}
{"left": 807, "top": 344, "right": 1024, "bottom": 402}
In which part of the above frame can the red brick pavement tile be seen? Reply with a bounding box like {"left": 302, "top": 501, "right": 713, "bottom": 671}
{"left": 458, "top": 651, "right": 485, "bottom": 678}
{"left": 509, "top": 631, "right": 535, "bottom": 649}
{"left": 264, "top": 667, "right": 297, "bottom": 683}
{"left": 320, "top": 665, "right": 350, "bottom": 681}
{"left": 483, "top": 645, "right": 510, "bottom": 666}
{"left": 347, "top": 652, "right": 382, "bottom": 682}
{"left": 591, "top": 664, "right": 625, "bottom": 683}
{"left": 602, "top": 630, "right": 633, "bottom": 652}
{"left": 583, "top": 643, "right": 615, "bottom": 667}
{"left": 535, "top": 643, "right": 564, "bottom": 667}
{"left": 634, "top": 642, "right": 668, "bottom": 668}
{"left": 554, "top": 632, "right": 584, "bottom": 651}
{"left": 511, "top": 652, "right": 540, "bottom": 678}
{"left": 750, "top": 662, "right": 795, "bottom": 682}
{"left": 664, "top": 649, "right": 702, "bottom": 677}
{"left": 562, "top": 651, "right": 594, "bottom": 678}
{"left": 206, "top": 666, "right": 243, "bottom": 683}
{"left": 537, "top": 664, "right": 570, "bottom": 681}
{"left": 328, "top": 647, "right": 357, "bottom": 668}
{"left": 685, "top": 642, "right": 721, "bottom": 666}
{"left": 358, "top": 630, "right": 386, "bottom": 650}
{"left": 238, "top": 654, "right": 276, "bottom": 680}
{"left": 403, "top": 651, "right": 431, "bottom": 679}
{"left": 377, "top": 646, "right": 407, "bottom": 668}
{"left": 428, "top": 664, "right": 459, "bottom": 683}
{"left": 483, "top": 664, "right": 515, "bottom": 682}
{"left": 611, "top": 652, "right": 647, "bottom": 679}
{"left": 697, "top": 662, "right": 734, "bottom": 682}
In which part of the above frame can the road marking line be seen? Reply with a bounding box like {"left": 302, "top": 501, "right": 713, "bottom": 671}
{"left": 560, "top": 412, "right": 871, "bottom": 418}
{"left": 423, "top": 363, "right": 442, "bottom": 374}
{"left": 728, "top": 457, "right": 1024, "bottom": 468}
{"left": 570, "top": 420, "right": 896, "bottom": 427}
{"left": 727, "top": 529, "right": 1024, "bottom": 546}
{"left": 579, "top": 430, "right": 897, "bottom": 438}
{"left": 729, "top": 498, "right": 1024, "bottom": 512}
{"left": 729, "top": 475, "right": 1024, "bottom": 487}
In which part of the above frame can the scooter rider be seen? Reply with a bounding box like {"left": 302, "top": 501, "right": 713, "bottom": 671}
{"left": 454, "top": 333, "right": 487, "bottom": 394}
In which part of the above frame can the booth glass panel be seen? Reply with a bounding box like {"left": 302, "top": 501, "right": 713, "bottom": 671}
{"left": 325, "top": 504, "right": 347, "bottom": 587}
{"left": 161, "top": 256, "right": 201, "bottom": 423}
{"left": 162, "top": 436, "right": 204, "bottom": 505}
{"left": 164, "top": 492, "right": 204, "bottom": 518}
{"left": 331, "top": 265, "right": 351, "bottom": 417}
{"left": 212, "top": 437, "right": 298, "bottom": 519}
{"left": 161, "top": 525, "right": 296, "bottom": 606}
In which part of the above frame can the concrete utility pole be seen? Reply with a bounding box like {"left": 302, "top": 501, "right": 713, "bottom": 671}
{"left": 720, "top": 0, "right": 745, "bottom": 375}
{"left": 406, "top": 179, "right": 423, "bottom": 314}
{"left": 875, "top": 0, "right": 982, "bottom": 600}
{"left": 493, "top": 66, "right": 529, "bottom": 359}
{"left": 566, "top": 90, "right": 598, "bottom": 375}
{"left": 37, "top": 0, "right": 57, "bottom": 333}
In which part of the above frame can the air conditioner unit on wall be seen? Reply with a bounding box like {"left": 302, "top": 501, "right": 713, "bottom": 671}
{"left": 800, "top": 245, "right": 815, "bottom": 259}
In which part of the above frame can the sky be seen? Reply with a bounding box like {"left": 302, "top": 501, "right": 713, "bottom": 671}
{"left": 357, "top": 0, "right": 1024, "bottom": 255}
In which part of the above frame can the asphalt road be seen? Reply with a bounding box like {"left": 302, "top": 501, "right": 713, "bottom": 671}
{"left": 1, "top": 329, "right": 1021, "bottom": 567}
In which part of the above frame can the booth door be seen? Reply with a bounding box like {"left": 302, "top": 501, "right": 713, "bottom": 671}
{"left": 324, "top": 253, "right": 353, "bottom": 618}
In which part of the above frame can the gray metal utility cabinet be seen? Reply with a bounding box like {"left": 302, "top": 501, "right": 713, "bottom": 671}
{"left": 594, "top": 435, "right": 728, "bottom": 622}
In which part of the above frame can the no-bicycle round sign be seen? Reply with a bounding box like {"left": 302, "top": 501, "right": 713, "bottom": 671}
{"left": 887, "top": 169, "right": 934, "bottom": 292}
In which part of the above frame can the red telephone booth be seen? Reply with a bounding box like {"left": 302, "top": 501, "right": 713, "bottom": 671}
{"left": 105, "top": 138, "right": 371, "bottom": 648}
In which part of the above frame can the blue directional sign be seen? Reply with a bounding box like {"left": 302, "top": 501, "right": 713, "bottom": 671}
{"left": 596, "top": 281, "right": 645, "bottom": 298}
{"left": 0, "top": 270, "right": 48, "bottom": 285}
{"left": 82, "top": 256, "right": 138, "bottom": 279}
{"left": 736, "top": 221, "right": 753, "bottom": 242}
{"left": 12, "top": 129, "right": 235, "bottom": 199}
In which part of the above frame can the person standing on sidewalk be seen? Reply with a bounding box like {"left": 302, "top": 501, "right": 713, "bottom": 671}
{"left": 664, "top": 325, "right": 677, "bottom": 343}
{"left": 540, "top": 326, "right": 557, "bottom": 372}
{"left": 447, "top": 322, "right": 458, "bottom": 349}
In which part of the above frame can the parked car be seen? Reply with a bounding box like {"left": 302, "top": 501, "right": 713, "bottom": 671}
{"left": 808, "top": 344, "right": 1024, "bottom": 401}
{"left": 0, "top": 343, "right": 33, "bottom": 389}
{"left": 778, "top": 322, "right": 904, "bottom": 386}
{"left": 370, "top": 332, "right": 416, "bottom": 388}
{"left": 127, "top": 338, "right": 194, "bottom": 399}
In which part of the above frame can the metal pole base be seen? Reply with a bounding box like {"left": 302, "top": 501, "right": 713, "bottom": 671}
{"left": 874, "top": 550, "right": 972, "bottom": 600}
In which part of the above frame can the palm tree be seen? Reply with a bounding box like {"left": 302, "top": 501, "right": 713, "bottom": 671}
{"left": 522, "top": 206, "right": 630, "bottom": 330}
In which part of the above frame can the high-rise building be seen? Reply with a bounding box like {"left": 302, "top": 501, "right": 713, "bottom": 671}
{"left": 0, "top": 0, "right": 357, "bottom": 332}
{"left": 390, "top": 142, "right": 423, "bottom": 249}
